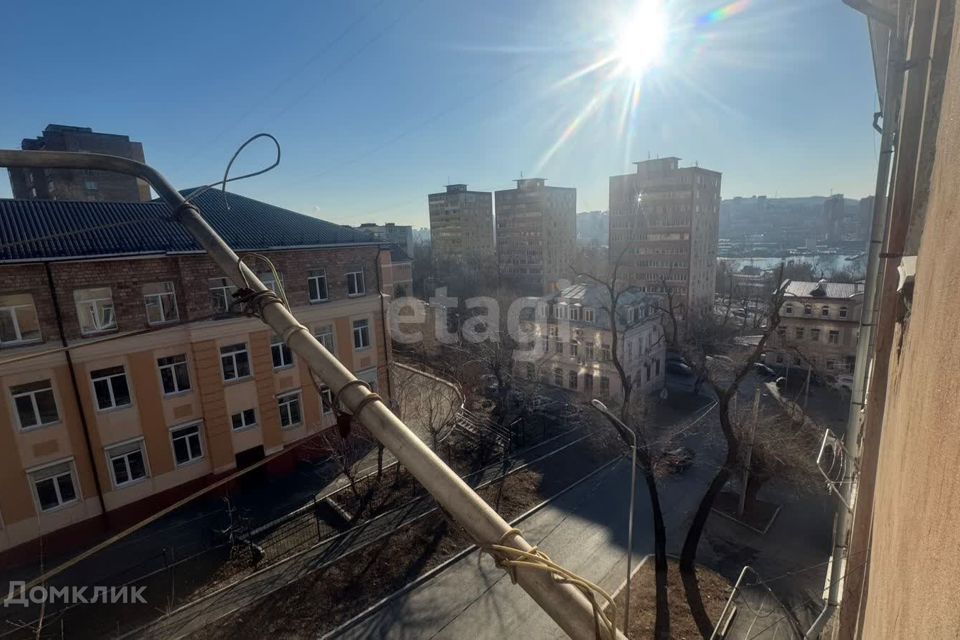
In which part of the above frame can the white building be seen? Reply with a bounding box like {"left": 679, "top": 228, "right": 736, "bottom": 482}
{"left": 521, "top": 283, "right": 666, "bottom": 403}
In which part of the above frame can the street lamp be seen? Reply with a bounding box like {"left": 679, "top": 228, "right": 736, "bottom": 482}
{"left": 590, "top": 398, "right": 638, "bottom": 634}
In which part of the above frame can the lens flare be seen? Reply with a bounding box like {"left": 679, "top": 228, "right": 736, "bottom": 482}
{"left": 699, "top": 0, "right": 750, "bottom": 25}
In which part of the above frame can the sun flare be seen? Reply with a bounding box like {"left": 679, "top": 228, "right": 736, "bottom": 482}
{"left": 614, "top": 1, "right": 669, "bottom": 78}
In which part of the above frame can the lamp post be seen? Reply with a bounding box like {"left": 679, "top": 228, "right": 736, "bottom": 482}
{"left": 591, "top": 399, "right": 637, "bottom": 633}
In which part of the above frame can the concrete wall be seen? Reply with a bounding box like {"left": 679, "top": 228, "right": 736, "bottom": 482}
{"left": 857, "top": 8, "right": 960, "bottom": 637}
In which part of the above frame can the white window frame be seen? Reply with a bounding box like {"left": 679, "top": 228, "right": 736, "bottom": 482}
{"left": 28, "top": 459, "right": 80, "bottom": 513}
{"left": 353, "top": 318, "right": 371, "bottom": 350}
{"left": 231, "top": 408, "right": 257, "bottom": 431}
{"left": 105, "top": 438, "right": 149, "bottom": 488}
{"left": 11, "top": 380, "right": 59, "bottom": 430}
{"left": 75, "top": 287, "right": 116, "bottom": 334}
{"left": 839, "top": 306, "right": 849, "bottom": 319}
{"left": 143, "top": 282, "right": 179, "bottom": 325}
{"left": 90, "top": 366, "right": 131, "bottom": 411}
{"left": 570, "top": 306, "right": 581, "bottom": 321}
{"left": 258, "top": 271, "right": 283, "bottom": 294}
{"left": 170, "top": 422, "right": 204, "bottom": 467}
{"left": 828, "top": 330, "right": 840, "bottom": 344}
{"left": 347, "top": 269, "right": 366, "bottom": 297}
{"left": 0, "top": 293, "right": 42, "bottom": 346}
{"left": 271, "top": 335, "right": 294, "bottom": 369}
{"left": 315, "top": 324, "right": 336, "bottom": 354}
{"left": 319, "top": 386, "right": 334, "bottom": 415}
{"left": 308, "top": 269, "right": 328, "bottom": 303}
{"left": 583, "top": 308, "right": 595, "bottom": 323}
{"left": 157, "top": 354, "right": 191, "bottom": 395}
{"left": 209, "top": 277, "right": 237, "bottom": 314}
{"left": 220, "top": 343, "right": 251, "bottom": 382}
{"left": 277, "top": 391, "right": 303, "bottom": 429}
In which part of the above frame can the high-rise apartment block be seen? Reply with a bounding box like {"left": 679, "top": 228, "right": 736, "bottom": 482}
{"left": 0, "top": 189, "right": 392, "bottom": 558}
{"left": 428, "top": 184, "right": 494, "bottom": 264}
{"left": 8, "top": 125, "right": 151, "bottom": 202}
{"left": 495, "top": 178, "right": 576, "bottom": 296}
{"left": 609, "top": 158, "right": 721, "bottom": 316}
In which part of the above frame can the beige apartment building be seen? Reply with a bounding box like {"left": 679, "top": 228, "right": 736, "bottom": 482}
{"left": 609, "top": 158, "right": 722, "bottom": 318}
{"left": 496, "top": 178, "right": 577, "bottom": 296}
{"left": 0, "top": 189, "right": 393, "bottom": 559}
{"left": 765, "top": 280, "right": 863, "bottom": 375}
{"left": 428, "top": 184, "right": 494, "bottom": 265}
{"left": 521, "top": 283, "right": 665, "bottom": 403}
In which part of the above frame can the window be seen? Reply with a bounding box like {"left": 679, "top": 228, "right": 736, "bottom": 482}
{"left": 11, "top": 380, "right": 59, "bottom": 429}
{"left": 655, "top": 358, "right": 661, "bottom": 376}
{"left": 826, "top": 360, "right": 836, "bottom": 371}
{"left": 75, "top": 287, "right": 116, "bottom": 334}
{"left": 795, "top": 327, "right": 805, "bottom": 339}
{"left": 583, "top": 308, "right": 595, "bottom": 323}
{"left": 839, "top": 306, "right": 849, "bottom": 319}
{"left": 315, "top": 324, "right": 336, "bottom": 353}
{"left": 320, "top": 386, "right": 334, "bottom": 414}
{"left": 526, "top": 363, "right": 536, "bottom": 380}
{"left": 171, "top": 424, "right": 204, "bottom": 466}
{"left": 209, "top": 277, "right": 237, "bottom": 314}
{"left": 570, "top": 307, "right": 581, "bottom": 321}
{"left": 600, "top": 376, "right": 610, "bottom": 398}
{"left": 158, "top": 354, "right": 190, "bottom": 394}
{"left": 811, "top": 329, "right": 821, "bottom": 342}
{"left": 777, "top": 326, "right": 787, "bottom": 338}
{"left": 259, "top": 271, "right": 283, "bottom": 293}
{"left": 803, "top": 304, "right": 812, "bottom": 316}
{"left": 784, "top": 303, "right": 793, "bottom": 315}
{"left": 84, "top": 180, "right": 97, "bottom": 191}
{"left": 828, "top": 330, "right": 840, "bottom": 344}
{"left": 308, "top": 269, "right": 328, "bottom": 302}
{"left": 347, "top": 270, "right": 366, "bottom": 296}
{"left": 91, "top": 366, "right": 131, "bottom": 410}
{"left": 600, "top": 344, "right": 611, "bottom": 361}
{"left": 353, "top": 319, "right": 370, "bottom": 349}
{"left": 775, "top": 353, "right": 784, "bottom": 364}
{"left": 821, "top": 306, "right": 830, "bottom": 317}
{"left": 585, "top": 342, "right": 595, "bottom": 360}
{"left": 553, "top": 368, "right": 563, "bottom": 386}
{"left": 271, "top": 335, "right": 294, "bottom": 369}
{"left": 570, "top": 339, "right": 579, "bottom": 357}
{"left": 277, "top": 392, "right": 302, "bottom": 428}
{"left": 220, "top": 343, "right": 251, "bottom": 381}
{"left": 0, "top": 293, "right": 41, "bottom": 345}
{"left": 583, "top": 373, "right": 594, "bottom": 392}
{"left": 568, "top": 370, "right": 578, "bottom": 389}
{"left": 107, "top": 440, "right": 148, "bottom": 487}
{"left": 143, "top": 282, "right": 178, "bottom": 325}
{"left": 29, "top": 461, "right": 78, "bottom": 512}
{"left": 555, "top": 304, "right": 567, "bottom": 320}
{"left": 231, "top": 408, "right": 257, "bottom": 430}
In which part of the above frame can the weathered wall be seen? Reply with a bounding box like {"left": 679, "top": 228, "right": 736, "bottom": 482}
{"left": 859, "top": 9, "right": 960, "bottom": 637}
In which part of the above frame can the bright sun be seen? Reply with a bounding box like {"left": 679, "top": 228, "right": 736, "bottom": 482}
{"left": 614, "top": 1, "right": 669, "bottom": 78}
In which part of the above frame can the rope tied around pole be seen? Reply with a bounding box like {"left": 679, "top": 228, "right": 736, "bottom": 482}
{"left": 479, "top": 528, "right": 621, "bottom": 640}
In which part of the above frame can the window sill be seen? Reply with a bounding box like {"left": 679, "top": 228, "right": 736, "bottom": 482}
{"left": 232, "top": 425, "right": 259, "bottom": 433}
{"left": 96, "top": 403, "right": 133, "bottom": 414}
{"left": 147, "top": 319, "right": 180, "bottom": 327}
{"left": 38, "top": 499, "right": 79, "bottom": 514}
{"left": 273, "top": 364, "right": 295, "bottom": 372}
{"left": 222, "top": 375, "right": 253, "bottom": 385}
{"left": 354, "top": 346, "right": 372, "bottom": 353}
{"left": 175, "top": 457, "right": 206, "bottom": 469}
{"left": 19, "top": 421, "right": 63, "bottom": 433}
{"left": 309, "top": 299, "right": 330, "bottom": 304}
{"left": 347, "top": 293, "right": 367, "bottom": 298}
{"left": 81, "top": 328, "right": 118, "bottom": 337}
{"left": 0, "top": 338, "right": 43, "bottom": 349}
{"left": 163, "top": 389, "right": 193, "bottom": 399}
{"left": 280, "top": 423, "right": 303, "bottom": 431}
{"left": 113, "top": 476, "right": 150, "bottom": 490}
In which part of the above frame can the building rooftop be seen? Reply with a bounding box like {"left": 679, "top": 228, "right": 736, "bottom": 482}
{"left": 0, "top": 188, "right": 378, "bottom": 263}
{"left": 783, "top": 279, "right": 862, "bottom": 300}
{"left": 547, "top": 282, "right": 662, "bottom": 328}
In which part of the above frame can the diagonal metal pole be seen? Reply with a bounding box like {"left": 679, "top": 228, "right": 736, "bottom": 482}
{"left": 0, "top": 149, "right": 625, "bottom": 640}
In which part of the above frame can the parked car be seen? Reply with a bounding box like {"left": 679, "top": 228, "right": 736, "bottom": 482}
{"left": 775, "top": 376, "right": 787, "bottom": 390}
{"left": 660, "top": 447, "right": 695, "bottom": 473}
{"left": 666, "top": 360, "right": 694, "bottom": 377}
{"left": 752, "top": 362, "right": 777, "bottom": 378}
{"left": 825, "top": 374, "right": 854, "bottom": 393}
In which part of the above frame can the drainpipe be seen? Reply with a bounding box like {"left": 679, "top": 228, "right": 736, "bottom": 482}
{"left": 804, "top": 5, "right": 911, "bottom": 635}
{"left": 43, "top": 262, "right": 108, "bottom": 518}
{"left": 374, "top": 246, "right": 394, "bottom": 399}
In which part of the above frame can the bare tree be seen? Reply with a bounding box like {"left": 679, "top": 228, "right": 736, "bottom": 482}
{"left": 315, "top": 428, "right": 373, "bottom": 503}
{"left": 676, "top": 269, "right": 789, "bottom": 638}
{"left": 575, "top": 249, "right": 671, "bottom": 640}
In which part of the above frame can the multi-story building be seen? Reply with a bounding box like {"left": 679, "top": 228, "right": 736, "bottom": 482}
{"left": 521, "top": 283, "right": 665, "bottom": 402}
{"left": 764, "top": 279, "right": 863, "bottom": 374}
{"left": 609, "top": 158, "right": 721, "bottom": 317}
{"left": 0, "top": 189, "right": 393, "bottom": 558}
{"left": 356, "top": 222, "right": 414, "bottom": 258}
{"left": 822, "top": 193, "right": 845, "bottom": 243}
{"left": 382, "top": 247, "right": 413, "bottom": 298}
{"left": 428, "top": 184, "right": 495, "bottom": 264}
{"left": 496, "top": 178, "right": 576, "bottom": 296}
{"left": 7, "top": 124, "right": 151, "bottom": 202}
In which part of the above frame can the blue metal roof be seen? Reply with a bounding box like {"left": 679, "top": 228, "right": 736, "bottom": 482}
{"left": 0, "top": 188, "right": 378, "bottom": 262}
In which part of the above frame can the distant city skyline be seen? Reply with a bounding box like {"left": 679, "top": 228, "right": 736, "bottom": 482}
{"left": 0, "top": 0, "right": 879, "bottom": 227}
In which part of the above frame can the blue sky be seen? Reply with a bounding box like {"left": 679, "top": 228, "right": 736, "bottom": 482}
{"left": 0, "top": 0, "right": 878, "bottom": 227}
